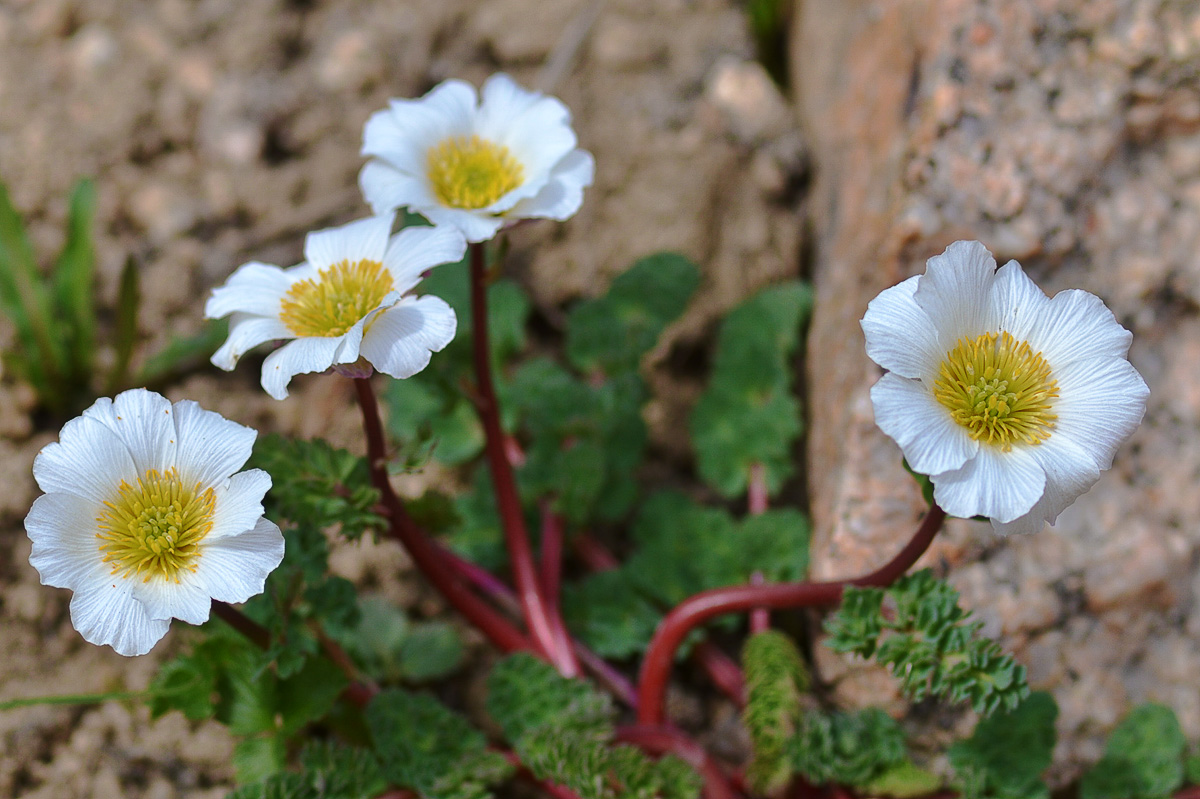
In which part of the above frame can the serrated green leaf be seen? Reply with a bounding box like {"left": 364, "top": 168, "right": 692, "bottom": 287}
{"left": 368, "top": 690, "right": 512, "bottom": 799}
{"left": 790, "top": 708, "right": 907, "bottom": 788}
{"left": 486, "top": 653, "right": 614, "bottom": 742}
{"left": 234, "top": 735, "right": 288, "bottom": 785}
{"left": 565, "top": 251, "right": 700, "bottom": 376}
{"left": 862, "top": 760, "right": 943, "bottom": 798}
{"left": 561, "top": 570, "right": 663, "bottom": 659}
{"left": 949, "top": 691, "right": 1057, "bottom": 799}
{"left": 278, "top": 656, "right": 348, "bottom": 736}
{"left": 398, "top": 621, "right": 465, "bottom": 682}
{"left": 743, "top": 631, "right": 807, "bottom": 794}
{"left": 824, "top": 571, "right": 1028, "bottom": 716}
{"left": 690, "top": 282, "right": 812, "bottom": 498}
{"left": 229, "top": 743, "right": 387, "bottom": 799}
{"left": 736, "top": 509, "right": 810, "bottom": 583}
{"left": 1081, "top": 703, "right": 1186, "bottom": 799}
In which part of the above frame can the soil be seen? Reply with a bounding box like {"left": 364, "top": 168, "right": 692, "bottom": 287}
{"left": 0, "top": 1, "right": 804, "bottom": 796}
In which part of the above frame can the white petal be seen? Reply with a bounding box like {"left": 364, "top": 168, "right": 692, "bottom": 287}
{"left": 205, "top": 262, "right": 293, "bottom": 319}
{"left": 360, "top": 295, "right": 458, "bottom": 379}
{"left": 508, "top": 149, "right": 595, "bottom": 222}
{"left": 210, "top": 469, "right": 272, "bottom": 541}
{"left": 26, "top": 492, "right": 105, "bottom": 590}
{"left": 914, "top": 240, "right": 999, "bottom": 346}
{"left": 383, "top": 225, "right": 468, "bottom": 294}
{"left": 130, "top": 574, "right": 213, "bottom": 625}
{"left": 83, "top": 389, "right": 177, "bottom": 475}
{"left": 478, "top": 74, "right": 577, "bottom": 181}
{"left": 1049, "top": 356, "right": 1149, "bottom": 471}
{"left": 861, "top": 275, "right": 943, "bottom": 380}
{"left": 420, "top": 203, "right": 504, "bottom": 244}
{"left": 171, "top": 400, "right": 258, "bottom": 487}
{"left": 933, "top": 445, "right": 1046, "bottom": 523}
{"left": 870, "top": 373, "right": 977, "bottom": 475}
{"left": 70, "top": 582, "right": 171, "bottom": 656}
{"left": 362, "top": 81, "right": 478, "bottom": 160}
{"left": 211, "top": 314, "right": 294, "bottom": 370}
{"left": 259, "top": 336, "right": 344, "bottom": 399}
{"left": 359, "top": 159, "right": 437, "bottom": 217}
{"left": 360, "top": 107, "right": 429, "bottom": 176}
{"left": 1029, "top": 288, "right": 1133, "bottom": 368}
{"left": 988, "top": 260, "right": 1050, "bottom": 342}
{"left": 990, "top": 434, "right": 1102, "bottom": 535}
{"left": 191, "top": 517, "right": 285, "bottom": 606}
{"left": 303, "top": 215, "right": 393, "bottom": 272}
{"left": 33, "top": 416, "right": 136, "bottom": 504}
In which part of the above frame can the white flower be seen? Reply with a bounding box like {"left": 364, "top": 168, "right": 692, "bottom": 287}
{"left": 359, "top": 73, "right": 595, "bottom": 243}
{"left": 861, "top": 240, "right": 1149, "bottom": 535}
{"left": 205, "top": 215, "right": 465, "bottom": 399}
{"left": 24, "top": 389, "right": 284, "bottom": 656}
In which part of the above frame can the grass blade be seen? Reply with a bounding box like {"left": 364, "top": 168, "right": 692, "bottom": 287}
{"left": 53, "top": 178, "right": 97, "bottom": 379}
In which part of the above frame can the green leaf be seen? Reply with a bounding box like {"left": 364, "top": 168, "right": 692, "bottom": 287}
{"left": 1081, "top": 703, "right": 1187, "bottom": 799}
{"left": 565, "top": 251, "right": 700, "bottom": 376}
{"left": 789, "top": 708, "right": 907, "bottom": 788}
{"left": 229, "top": 743, "right": 387, "bottom": 799}
{"left": 486, "top": 653, "right": 613, "bottom": 742}
{"left": 736, "top": 509, "right": 810, "bottom": 583}
{"left": 385, "top": 378, "right": 484, "bottom": 467}
{"left": 824, "top": 571, "right": 1029, "bottom": 716}
{"left": 107, "top": 255, "right": 141, "bottom": 393}
{"left": 278, "top": 656, "right": 349, "bottom": 736}
{"left": 398, "top": 621, "right": 465, "bottom": 682}
{"left": 0, "top": 179, "right": 61, "bottom": 399}
{"left": 561, "top": 570, "right": 663, "bottom": 659}
{"left": 234, "top": 736, "right": 288, "bottom": 785}
{"left": 862, "top": 761, "right": 943, "bottom": 798}
{"left": 52, "top": 178, "right": 97, "bottom": 377}
{"left": 368, "top": 690, "right": 513, "bottom": 799}
{"left": 690, "top": 282, "right": 812, "bottom": 498}
{"left": 742, "top": 631, "right": 807, "bottom": 794}
{"left": 949, "top": 691, "right": 1057, "bottom": 799}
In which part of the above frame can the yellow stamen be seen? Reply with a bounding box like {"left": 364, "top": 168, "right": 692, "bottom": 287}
{"left": 426, "top": 134, "right": 524, "bottom": 210}
{"left": 933, "top": 331, "right": 1059, "bottom": 451}
{"left": 279, "top": 258, "right": 395, "bottom": 338}
{"left": 96, "top": 468, "right": 214, "bottom": 583}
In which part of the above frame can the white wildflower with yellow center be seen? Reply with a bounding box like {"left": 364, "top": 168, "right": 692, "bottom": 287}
{"left": 359, "top": 73, "right": 595, "bottom": 243}
{"left": 861, "top": 240, "right": 1149, "bottom": 535}
{"left": 24, "top": 389, "right": 283, "bottom": 656}
{"left": 205, "top": 215, "right": 465, "bottom": 399}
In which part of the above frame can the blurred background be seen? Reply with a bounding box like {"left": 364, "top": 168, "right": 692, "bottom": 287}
{"left": 0, "top": 0, "right": 1196, "bottom": 795}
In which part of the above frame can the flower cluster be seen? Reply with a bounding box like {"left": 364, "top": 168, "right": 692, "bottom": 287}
{"left": 206, "top": 73, "right": 594, "bottom": 397}
{"left": 862, "top": 241, "right": 1149, "bottom": 535}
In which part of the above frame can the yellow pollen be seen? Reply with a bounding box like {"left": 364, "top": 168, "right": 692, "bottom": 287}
{"left": 932, "top": 331, "right": 1059, "bottom": 451}
{"left": 426, "top": 135, "right": 524, "bottom": 210}
{"left": 96, "top": 468, "right": 214, "bottom": 583}
{"left": 279, "top": 258, "right": 395, "bottom": 338}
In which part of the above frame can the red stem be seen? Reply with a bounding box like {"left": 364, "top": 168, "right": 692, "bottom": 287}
{"left": 615, "top": 725, "right": 737, "bottom": 799}
{"left": 747, "top": 464, "right": 770, "bottom": 633}
{"left": 353, "top": 377, "right": 532, "bottom": 654}
{"left": 636, "top": 505, "right": 947, "bottom": 725}
{"left": 437, "top": 540, "right": 638, "bottom": 706}
{"left": 469, "top": 242, "right": 578, "bottom": 677}
{"left": 574, "top": 532, "right": 620, "bottom": 571}
{"left": 539, "top": 506, "right": 580, "bottom": 677}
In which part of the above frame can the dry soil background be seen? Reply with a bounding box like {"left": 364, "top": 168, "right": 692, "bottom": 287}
{"left": 0, "top": 0, "right": 1197, "bottom": 796}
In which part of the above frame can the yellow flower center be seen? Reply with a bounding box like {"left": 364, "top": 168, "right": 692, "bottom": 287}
{"left": 933, "top": 331, "right": 1059, "bottom": 451}
{"left": 279, "top": 258, "right": 395, "bottom": 338}
{"left": 97, "top": 468, "right": 214, "bottom": 583}
{"left": 426, "top": 135, "right": 525, "bottom": 210}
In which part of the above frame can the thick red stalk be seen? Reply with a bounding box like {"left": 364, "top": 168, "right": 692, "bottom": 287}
{"left": 353, "top": 377, "right": 531, "bottom": 654}
{"left": 636, "top": 505, "right": 947, "bottom": 725}
{"left": 468, "top": 242, "right": 578, "bottom": 676}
